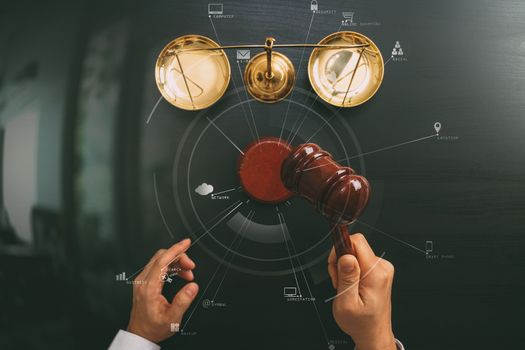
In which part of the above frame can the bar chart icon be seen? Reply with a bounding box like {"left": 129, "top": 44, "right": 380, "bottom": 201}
{"left": 116, "top": 272, "right": 126, "bottom": 281}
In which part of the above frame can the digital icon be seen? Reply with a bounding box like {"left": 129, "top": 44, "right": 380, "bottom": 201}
{"left": 116, "top": 272, "right": 126, "bottom": 281}
{"left": 425, "top": 240, "right": 433, "bottom": 253}
{"left": 168, "top": 266, "right": 183, "bottom": 275}
{"left": 170, "top": 323, "right": 180, "bottom": 333}
{"left": 237, "top": 49, "right": 251, "bottom": 60}
{"left": 328, "top": 344, "right": 336, "bottom": 350}
{"left": 202, "top": 299, "right": 212, "bottom": 308}
{"left": 208, "top": 3, "right": 223, "bottom": 15}
{"left": 195, "top": 182, "right": 214, "bottom": 196}
{"left": 310, "top": 0, "right": 318, "bottom": 12}
{"left": 160, "top": 273, "right": 173, "bottom": 283}
{"left": 283, "top": 286, "right": 298, "bottom": 297}
{"left": 434, "top": 122, "right": 442, "bottom": 134}
{"left": 342, "top": 11, "right": 354, "bottom": 25}
{"left": 392, "top": 41, "right": 404, "bottom": 56}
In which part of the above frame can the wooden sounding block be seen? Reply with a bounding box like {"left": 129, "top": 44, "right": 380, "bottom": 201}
{"left": 238, "top": 138, "right": 370, "bottom": 259}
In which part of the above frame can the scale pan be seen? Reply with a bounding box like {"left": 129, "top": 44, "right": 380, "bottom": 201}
{"left": 155, "top": 35, "right": 231, "bottom": 110}
{"left": 308, "top": 31, "right": 384, "bottom": 108}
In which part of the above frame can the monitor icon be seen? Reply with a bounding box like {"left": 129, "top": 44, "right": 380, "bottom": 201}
{"left": 283, "top": 286, "right": 298, "bottom": 297}
{"left": 208, "top": 3, "right": 224, "bottom": 15}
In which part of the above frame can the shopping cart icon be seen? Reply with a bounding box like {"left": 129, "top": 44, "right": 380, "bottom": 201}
{"left": 342, "top": 11, "right": 354, "bottom": 24}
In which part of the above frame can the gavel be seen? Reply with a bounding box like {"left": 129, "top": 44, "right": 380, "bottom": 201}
{"left": 238, "top": 138, "right": 370, "bottom": 259}
{"left": 281, "top": 143, "right": 370, "bottom": 259}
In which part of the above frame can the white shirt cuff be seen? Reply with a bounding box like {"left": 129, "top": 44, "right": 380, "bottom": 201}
{"left": 394, "top": 338, "right": 405, "bottom": 350}
{"left": 353, "top": 338, "right": 405, "bottom": 350}
{"left": 108, "top": 330, "right": 161, "bottom": 350}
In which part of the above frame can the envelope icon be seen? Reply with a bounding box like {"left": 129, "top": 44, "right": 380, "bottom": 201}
{"left": 237, "top": 49, "right": 250, "bottom": 60}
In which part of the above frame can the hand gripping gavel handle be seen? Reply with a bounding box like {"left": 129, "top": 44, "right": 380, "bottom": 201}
{"left": 332, "top": 224, "right": 355, "bottom": 258}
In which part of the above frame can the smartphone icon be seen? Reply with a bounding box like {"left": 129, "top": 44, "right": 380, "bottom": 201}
{"left": 425, "top": 240, "right": 433, "bottom": 253}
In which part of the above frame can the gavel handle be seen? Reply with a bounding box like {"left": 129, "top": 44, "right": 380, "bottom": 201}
{"left": 331, "top": 224, "right": 355, "bottom": 259}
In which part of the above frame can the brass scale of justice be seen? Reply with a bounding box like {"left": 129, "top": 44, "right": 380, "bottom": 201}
{"left": 155, "top": 31, "right": 384, "bottom": 259}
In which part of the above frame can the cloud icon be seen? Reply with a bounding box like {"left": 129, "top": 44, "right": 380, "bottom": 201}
{"left": 195, "top": 183, "right": 214, "bottom": 196}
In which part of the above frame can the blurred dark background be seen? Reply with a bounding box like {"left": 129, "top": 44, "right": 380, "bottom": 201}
{"left": 0, "top": 0, "right": 524, "bottom": 349}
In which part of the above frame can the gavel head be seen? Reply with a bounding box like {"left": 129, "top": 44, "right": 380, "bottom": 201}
{"left": 281, "top": 143, "right": 370, "bottom": 225}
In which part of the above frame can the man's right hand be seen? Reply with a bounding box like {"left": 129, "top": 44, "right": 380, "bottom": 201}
{"left": 328, "top": 233, "right": 397, "bottom": 350}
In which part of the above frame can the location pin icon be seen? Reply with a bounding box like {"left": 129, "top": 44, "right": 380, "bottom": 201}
{"left": 434, "top": 122, "right": 441, "bottom": 134}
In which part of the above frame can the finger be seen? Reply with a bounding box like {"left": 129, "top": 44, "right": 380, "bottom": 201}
{"left": 177, "top": 253, "right": 196, "bottom": 270}
{"left": 373, "top": 258, "right": 395, "bottom": 287}
{"left": 350, "top": 233, "right": 377, "bottom": 271}
{"left": 136, "top": 249, "right": 166, "bottom": 281}
{"left": 328, "top": 246, "right": 336, "bottom": 265}
{"left": 328, "top": 263, "right": 337, "bottom": 289}
{"left": 327, "top": 247, "right": 338, "bottom": 289}
{"left": 165, "top": 253, "right": 196, "bottom": 281}
{"left": 178, "top": 269, "right": 194, "bottom": 281}
{"left": 169, "top": 282, "right": 199, "bottom": 318}
{"left": 145, "top": 239, "right": 191, "bottom": 289}
{"left": 157, "top": 239, "right": 192, "bottom": 269}
{"left": 336, "top": 254, "right": 361, "bottom": 303}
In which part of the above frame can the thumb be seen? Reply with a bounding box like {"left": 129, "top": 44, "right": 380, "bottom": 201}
{"left": 170, "top": 282, "right": 199, "bottom": 319}
{"left": 336, "top": 254, "right": 361, "bottom": 302}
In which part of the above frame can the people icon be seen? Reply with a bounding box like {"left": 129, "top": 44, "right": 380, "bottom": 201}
{"left": 392, "top": 41, "right": 404, "bottom": 56}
